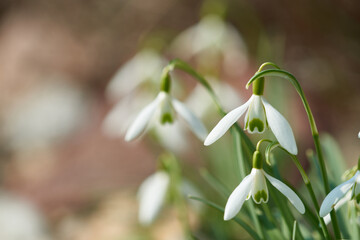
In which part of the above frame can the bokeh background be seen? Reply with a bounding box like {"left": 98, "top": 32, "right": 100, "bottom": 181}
{"left": 0, "top": 0, "right": 359, "bottom": 239}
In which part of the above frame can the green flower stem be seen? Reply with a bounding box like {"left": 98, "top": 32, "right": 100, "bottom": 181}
{"left": 253, "top": 77, "right": 265, "bottom": 95}
{"left": 292, "top": 221, "right": 297, "bottom": 240}
{"left": 166, "top": 155, "right": 193, "bottom": 239}
{"left": 258, "top": 62, "right": 281, "bottom": 71}
{"left": 168, "top": 59, "right": 225, "bottom": 115}
{"left": 166, "top": 59, "right": 267, "bottom": 236}
{"left": 232, "top": 129, "right": 264, "bottom": 238}
{"left": 165, "top": 59, "right": 304, "bottom": 238}
{"left": 265, "top": 142, "right": 330, "bottom": 239}
{"left": 350, "top": 201, "right": 359, "bottom": 239}
{"left": 160, "top": 68, "right": 172, "bottom": 93}
{"left": 247, "top": 68, "right": 341, "bottom": 238}
{"left": 290, "top": 154, "right": 331, "bottom": 240}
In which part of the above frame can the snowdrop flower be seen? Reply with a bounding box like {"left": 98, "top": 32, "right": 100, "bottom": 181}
{"left": 204, "top": 77, "right": 298, "bottom": 155}
{"left": 125, "top": 75, "right": 207, "bottom": 141}
{"left": 106, "top": 49, "right": 166, "bottom": 101}
{"left": 170, "top": 14, "right": 248, "bottom": 76}
{"left": 137, "top": 170, "right": 202, "bottom": 225}
{"left": 224, "top": 151, "right": 305, "bottom": 220}
{"left": 103, "top": 50, "right": 190, "bottom": 152}
{"left": 322, "top": 192, "right": 352, "bottom": 225}
{"left": 137, "top": 171, "right": 170, "bottom": 226}
{"left": 320, "top": 169, "right": 360, "bottom": 219}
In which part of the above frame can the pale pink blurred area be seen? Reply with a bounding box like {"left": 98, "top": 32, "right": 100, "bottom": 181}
{"left": 0, "top": 0, "right": 358, "bottom": 239}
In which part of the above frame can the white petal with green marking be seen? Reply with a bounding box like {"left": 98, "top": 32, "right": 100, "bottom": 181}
{"left": 319, "top": 172, "right": 359, "bottom": 217}
{"left": 250, "top": 169, "right": 268, "bottom": 204}
{"left": 245, "top": 95, "right": 267, "bottom": 134}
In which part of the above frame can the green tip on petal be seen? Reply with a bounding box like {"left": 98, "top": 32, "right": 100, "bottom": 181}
{"left": 252, "top": 151, "right": 263, "bottom": 169}
{"left": 249, "top": 118, "right": 264, "bottom": 132}
{"left": 358, "top": 157, "right": 360, "bottom": 171}
{"left": 161, "top": 113, "right": 173, "bottom": 124}
{"left": 254, "top": 190, "right": 268, "bottom": 203}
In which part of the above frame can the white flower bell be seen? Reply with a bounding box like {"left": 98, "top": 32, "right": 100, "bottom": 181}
{"left": 125, "top": 74, "right": 207, "bottom": 142}
{"left": 205, "top": 77, "right": 298, "bottom": 155}
{"left": 320, "top": 169, "right": 360, "bottom": 219}
{"left": 224, "top": 151, "right": 305, "bottom": 220}
{"left": 170, "top": 15, "right": 248, "bottom": 76}
{"left": 137, "top": 169, "right": 202, "bottom": 226}
{"left": 137, "top": 171, "right": 170, "bottom": 226}
{"left": 106, "top": 49, "right": 166, "bottom": 101}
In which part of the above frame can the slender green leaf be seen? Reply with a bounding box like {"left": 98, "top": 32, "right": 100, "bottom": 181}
{"left": 188, "top": 195, "right": 262, "bottom": 240}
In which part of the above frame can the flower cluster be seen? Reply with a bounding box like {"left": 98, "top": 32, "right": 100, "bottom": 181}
{"left": 224, "top": 151, "right": 305, "bottom": 220}
{"left": 105, "top": 45, "right": 358, "bottom": 239}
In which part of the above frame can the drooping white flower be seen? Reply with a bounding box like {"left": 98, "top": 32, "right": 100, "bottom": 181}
{"left": 137, "top": 171, "right": 170, "bottom": 226}
{"left": 105, "top": 49, "right": 167, "bottom": 101}
{"left": 103, "top": 91, "right": 154, "bottom": 138}
{"left": 170, "top": 15, "right": 248, "bottom": 76}
{"left": 323, "top": 192, "right": 352, "bottom": 225}
{"left": 102, "top": 49, "right": 190, "bottom": 152}
{"left": 137, "top": 171, "right": 202, "bottom": 225}
{"left": 125, "top": 91, "right": 207, "bottom": 142}
{"left": 320, "top": 171, "right": 360, "bottom": 219}
{"left": 224, "top": 168, "right": 305, "bottom": 221}
{"left": 204, "top": 94, "right": 298, "bottom": 155}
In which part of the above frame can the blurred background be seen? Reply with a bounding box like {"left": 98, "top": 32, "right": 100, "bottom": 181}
{"left": 0, "top": 0, "right": 359, "bottom": 239}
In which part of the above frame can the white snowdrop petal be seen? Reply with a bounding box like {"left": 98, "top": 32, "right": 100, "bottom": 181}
{"left": 323, "top": 191, "right": 352, "bottom": 225}
{"left": 106, "top": 50, "right": 165, "bottom": 100}
{"left": 172, "top": 98, "right": 208, "bottom": 141}
{"left": 153, "top": 121, "right": 189, "bottom": 153}
{"left": 125, "top": 93, "right": 163, "bottom": 141}
{"left": 263, "top": 171, "right": 305, "bottom": 214}
{"left": 137, "top": 171, "right": 170, "bottom": 225}
{"left": 319, "top": 172, "right": 359, "bottom": 217}
{"left": 262, "top": 98, "right": 298, "bottom": 155}
{"left": 246, "top": 95, "right": 267, "bottom": 134}
{"left": 224, "top": 174, "right": 253, "bottom": 221}
{"left": 251, "top": 169, "right": 268, "bottom": 204}
{"left": 204, "top": 96, "right": 253, "bottom": 146}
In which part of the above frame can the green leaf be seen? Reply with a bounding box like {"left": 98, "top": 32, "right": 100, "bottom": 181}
{"left": 188, "top": 195, "right": 262, "bottom": 240}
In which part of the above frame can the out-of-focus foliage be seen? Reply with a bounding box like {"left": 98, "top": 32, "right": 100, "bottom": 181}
{"left": 0, "top": 0, "right": 358, "bottom": 239}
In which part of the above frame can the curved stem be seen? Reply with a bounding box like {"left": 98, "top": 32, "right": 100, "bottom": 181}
{"left": 232, "top": 128, "right": 264, "bottom": 238}
{"left": 265, "top": 144, "right": 330, "bottom": 239}
{"left": 258, "top": 62, "right": 281, "bottom": 71}
{"left": 247, "top": 68, "right": 341, "bottom": 238}
{"left": 256, "top": 139, "right": 273, "bottom": 152}
{"left": 167, "top": 59, "right": 267, "bottom": 236}
{"left": 290, "top": 155, "right": 331, "bottom": 240}
{"left": 169, "top": 59, "right": 225, "bottom": 115}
